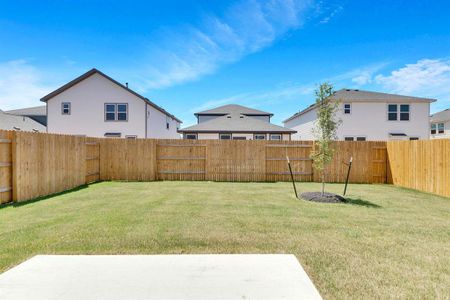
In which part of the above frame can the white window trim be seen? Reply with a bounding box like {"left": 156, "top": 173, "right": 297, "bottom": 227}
{"left": 105, "top": 103, "right": 128, "bottom": 122}
{"left": 432, "top": 122, "right": 445, "bottom": 134}
{"left": 125, "top": 135, "right": 137, "bottom": 139}
{"left": 185, "top": 133, "right": 197, "bottom": 140}
{"left": 387, "top": 103, "right": 410, "bottom": 122}
{"left": 61, "top": 102, "right": 71, "bottom": 115}
{"left": 269, "top": 134, "right": 282, "bottom": 141}
{"left": 344, "top": 136, "right": 355, "bottom": 141}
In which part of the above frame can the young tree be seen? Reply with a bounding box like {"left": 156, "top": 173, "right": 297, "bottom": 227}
{"left": 310, "top": 82, "right": 341, "bottom": 196}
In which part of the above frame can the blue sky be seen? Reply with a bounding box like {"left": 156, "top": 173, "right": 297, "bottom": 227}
{"left": 1, "top": 0, "right": 450, "bottom": 126}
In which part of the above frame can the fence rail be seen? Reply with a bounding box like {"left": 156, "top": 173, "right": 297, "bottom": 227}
{"left": 0, "top": 130, "right": 448, "bottom": 203}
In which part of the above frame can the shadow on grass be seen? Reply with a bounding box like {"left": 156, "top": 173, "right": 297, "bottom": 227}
{"left": 0, "top": 183, "right": 99, "bottom": 209}
{"left": 345, "top": 198, "right": 382, "bottom": 208}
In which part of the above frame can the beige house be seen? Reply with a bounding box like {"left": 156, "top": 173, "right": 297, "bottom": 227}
{"left": 430, "top": 108, "right": 450, "bottom": 139}
{"left": 179, "top": 104, "right": 295, "bottom": 140}
{"left": 41, "top": 68, "right": 182, "bottom": 139}
{"left": 284, "top": 89, "right": 435, "bottom": 141}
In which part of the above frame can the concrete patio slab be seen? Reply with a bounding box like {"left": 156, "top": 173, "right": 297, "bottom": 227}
{"left": 0, "top": 254, "right": 322, "bottom": 300}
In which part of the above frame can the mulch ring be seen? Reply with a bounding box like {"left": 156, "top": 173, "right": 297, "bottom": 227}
{"left": 300, "top": 192, "right": 347, "bottom": 203}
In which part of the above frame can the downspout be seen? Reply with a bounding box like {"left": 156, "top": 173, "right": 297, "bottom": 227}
{"left": 46, "top": 102, "right": 48, "bottom": 133}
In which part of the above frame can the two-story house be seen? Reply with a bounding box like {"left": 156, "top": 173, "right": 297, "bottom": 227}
{"left": 41, "top": 68, "right": 182, "bottom": 139}
{"left": 283, "top": 89, "right": 435, "bottom": 141}
{"left": 178, "top": 104, "right": 296, "bottom": 140}
{"left": 430, "top": 108, "right": 450, "bottom": 139}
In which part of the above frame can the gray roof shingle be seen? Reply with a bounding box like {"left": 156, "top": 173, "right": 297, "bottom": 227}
{"left": 179, "top": 112, "right": 295, "bottom": 133}
{"left": 0, "top": 110, "right": 46, "bottom": 132}
{"left": 430, "top": 108, "right": 450, "bottom": 122}
{"left": 195, "top": 104, "right": 273, "bottom": 116}
{"left": 6, "top": 105, "right": 46, "bottom": 116}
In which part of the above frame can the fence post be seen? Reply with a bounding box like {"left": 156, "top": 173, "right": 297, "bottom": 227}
{"left": 11, "top": 131, "right": 18, "bottom": 202}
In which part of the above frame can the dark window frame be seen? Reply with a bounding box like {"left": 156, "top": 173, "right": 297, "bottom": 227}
{"left": 344, "top": 103, "right": 351, "bottom": 114}
{"left": 253, "top": 133, "right": 266, "bottom": 140}
{"left": 219, "top": 133, "right": 232, "bottom": 140}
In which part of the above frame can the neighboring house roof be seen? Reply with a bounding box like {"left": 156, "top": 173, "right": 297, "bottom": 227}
{"left": 195, "top": 104, "right": 273, "bottom": 116}
{"left": 0, "top": 110, "right": 46, "bottom": 132}
{"left": 40, "top": 68, "right": 182, "bottom": 123}
{"left": 179, "top": 113, "right": 296, "bottom": 133}
{"left": 283, "top": 89, "right": 437, "bottom": 123}
{"left": 6, "top": 105, "right": 47, "bottom": 126}
{"left": 6, "top": 105, "right": 46, "bottom": 116}
{"left": 430, "top": 108, "right": 450, "bottom": 123}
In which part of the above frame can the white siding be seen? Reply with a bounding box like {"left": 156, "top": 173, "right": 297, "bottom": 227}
{"left": 284, "top": 109, "right": 317, "bottom": 140}
{"left": 146, "top": 105, "right": 181, "bottom": 139}
{"left": 197, "top": 133, "right": 219, "bottom": 139}
{"left": 193, "top": 132, "right": 290, "bottom": 140}
{"left": 46, "top": 73, "right": 180, "bottom": 138}
{"left": 285, "top": 101, "right": 431, "bottom": 141}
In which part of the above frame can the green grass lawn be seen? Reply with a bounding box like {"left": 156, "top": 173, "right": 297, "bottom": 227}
{"left": 1, "top": 181, "right": 449, "bottom": 299}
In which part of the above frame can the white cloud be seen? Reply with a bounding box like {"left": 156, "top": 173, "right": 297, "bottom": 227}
{"left": 136, "top": 0, "right": 315, "bottom": 90}
{"left": 0, "top": 60, "right": 53, "bottom": 110}
{"left": 319, "top": 4, "right": 343, "bottom": 24}
{"left": 374, "top": 59, "right": 450, "bottom": 97}
{"left": 372, "top": 58, "right": 450, "bottom": 111}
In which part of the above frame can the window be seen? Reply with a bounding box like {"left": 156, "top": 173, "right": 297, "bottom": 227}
{"left": 431, "top": 123, "right": 437, "bottom": 134}
{"left": 185, "top": 134, "right": 197, "bottom": 140}
{"left": 62, "top": 102, "right": 71, "bottom": 115}
{"left": 233, "top": 136, "right": 246, "bottom": 140}
{"left": 438, "top": 123, "right": 445, "bottom": 134}
{"left": 270, "top": 134, "right": 282, "bottom": 140}
{"left": 219, "top": 133, "right": 232, "bottom": 140}
{"left": 105, "top": 103, "right": 128, "bottom": 121}
{"left": 409, "top": 137, "right": 419, "bottom": 140}
{"left": 166, "top": 122, "right": 170, "bottom": 130}
{"left": 356, "top": 137, "right": 366, "bottom": 141}
{"left": 104, "top": 132, "right": 121, "bottom": 138}
{"left": 388, "top": 104, "right": 398, "bottom": 121}
{"left": 344, "top": 137, "right": 354, "bottom": 141}
{"left": 400, "top": 104, "right": 410, "bottom": 121}
{"left": 344, "top": 103, "right": 351, "bottom": 114}
{"left": 388, "top": 104, "right": 410, "bottom": 121}
{"left": 254, "top": 134, "right": 266, "bottom": 140}
{"left": 125, "top": 135, "right": 137, "bottom": 139}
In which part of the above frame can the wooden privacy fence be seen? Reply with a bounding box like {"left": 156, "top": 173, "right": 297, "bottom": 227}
{"left": 0, "top": 129, "right": 448, "bottom": 203}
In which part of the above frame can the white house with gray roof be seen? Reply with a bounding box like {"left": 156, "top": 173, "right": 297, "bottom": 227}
{"left": 42, "top": 68, "right": 182, "bottom": 139}
{"left": 430, "top": 108, "right": 450, "bottom": 139}
{"left": 283, "top": 89, "right": 435, "bottom": 141}
{"left": 179, "top": 104, "right": 296, "bottom": 140}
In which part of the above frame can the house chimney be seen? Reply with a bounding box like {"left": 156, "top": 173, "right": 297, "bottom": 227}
{"left": 125, "top": 82, "right": 129, "bottom": 88}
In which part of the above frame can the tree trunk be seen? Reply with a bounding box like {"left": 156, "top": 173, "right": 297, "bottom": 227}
{"left": 321, "top": 173, "right": 325, "bottom": 196}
